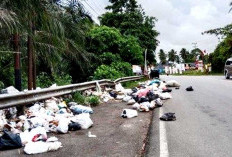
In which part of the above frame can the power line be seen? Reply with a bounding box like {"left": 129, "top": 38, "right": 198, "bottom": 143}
{"left": 81, "top": 0, "right": 100, "bottom": 16}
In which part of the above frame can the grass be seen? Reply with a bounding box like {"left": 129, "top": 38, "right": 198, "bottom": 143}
{"left": 122, "top": 77, "right": 148, "bottom": 88}
{"left": 172, "top": 70, "right": 223, "bottom": 76}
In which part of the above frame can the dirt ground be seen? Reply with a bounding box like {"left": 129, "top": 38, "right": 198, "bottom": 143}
{"left": 0, "top": 101, "right": 152, "bottom": 157}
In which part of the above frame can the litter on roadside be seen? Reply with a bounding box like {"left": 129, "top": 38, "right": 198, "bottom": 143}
{"left": 160, "top": 113, "right": 176, "bottom": 121}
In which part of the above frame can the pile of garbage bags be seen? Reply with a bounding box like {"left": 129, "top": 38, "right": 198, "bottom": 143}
{"left": 116, "top": 79, "right": 180, "bottom": 118}
{"left": 0, "top": 97, "right": 94, "bottom": 154}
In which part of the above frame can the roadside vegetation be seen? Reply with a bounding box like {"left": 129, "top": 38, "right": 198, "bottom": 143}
{"left": 122, "top": 77, "right": 148, "bottom": 88}
{"left": 0, "top": 0, "right": 159, "bottom": 91}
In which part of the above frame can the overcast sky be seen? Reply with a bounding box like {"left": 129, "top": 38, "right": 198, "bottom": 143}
{"left": 81, "top": 0, "right": 232, "bottom": 55}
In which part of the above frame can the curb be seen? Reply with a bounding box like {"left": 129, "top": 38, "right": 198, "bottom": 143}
{"left": 140, "top": 109, "right": 155, "bottom": 157}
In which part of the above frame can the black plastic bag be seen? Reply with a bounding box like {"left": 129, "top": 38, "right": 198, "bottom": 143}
{"left": 132, "top": 95, "right": 139, "bottom": 102}
{"left": 138, "top": 97, "right": 149, "bottom": 103}
{"left": 0, "top": 130, "right": 22, "bottom": 150}
{"left": 162, "top": 89, "right": 172, "bottom": 93}
{"left": 109, "top": 91, "right": 117, "bottom": 98}
{"left": 160, "top": 113, "right": 176, "bottom": 121}
{"left": 186, "top": 86, "right": 194, "bottom": 91}
{"left": 131, "top": 87, "right": 138, "bottom": 93}
{"left": 147, "top": 91, "right": 159, "bottom": 102}
{"left": 68, "top": 122, "right": 81, "bottom": 131}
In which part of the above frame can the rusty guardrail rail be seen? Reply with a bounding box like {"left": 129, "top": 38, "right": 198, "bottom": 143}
{"left": 0, "top": 75, "right": 144, "bottom": 109}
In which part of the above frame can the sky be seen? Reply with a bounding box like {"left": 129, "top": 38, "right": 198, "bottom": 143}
{"left": 81, "top": 0, "right": 232, "bottom": 56}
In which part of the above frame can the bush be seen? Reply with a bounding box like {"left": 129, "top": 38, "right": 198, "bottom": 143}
{"left": 73, "top": 92, "right": 86, "bottom": 104}
{"left": 85, "top": 96, "right": 100, "bottom": 107}
{"left": 37, "top": 72, "right": 72, "bottom": 88}
{"left": 54, "top": 74, "right": 72, "bottom": 86}
{"left": 93, "top": 65, "right": 124, "bottom": 80}
{"left": 111, "top": 61, "right": 133, "bottom": 76}
{"left": 36, "top": 72, "right": 53, "bottom": 88}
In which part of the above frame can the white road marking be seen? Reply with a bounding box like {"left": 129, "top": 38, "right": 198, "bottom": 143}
{"left": 160, "top": 107, "right": 169, "bottom": 157}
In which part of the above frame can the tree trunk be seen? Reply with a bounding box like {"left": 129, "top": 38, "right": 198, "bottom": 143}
{"left": 27, "top": 35, "right": 33, "bottom": 90}
{"left": 13, "top": 34, "right": 22, "bottom": 91}
{"left": 13, "top": 34, "right": 24, "bottom": 116}
{"left": 32, "top": 47, "right": 36, "bottom": 89}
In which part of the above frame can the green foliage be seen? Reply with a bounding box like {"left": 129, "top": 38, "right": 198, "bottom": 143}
{"left": 36, "top": 72, "right": 72, "bottom": 88}
{"left": 88, "top": 26, "right": 122, "bottom": 54}
{"left": 0, "top": 81, "right": 4, "bottom": 90}
{"left": 119, "top": 36, "right": 143, "bottom": 64}
{"left": 88, "top": 26, "right": 143, "bottom": 64}
{"left": 100, "top": 52, "right": 122, "bottom": 65}
{"left": 100, "top": 0, "right": 159, "bottom": 64}
{"left": 159, "top": 49, "right": 166, "bottom": 64}
{"left": 36, "top": 72, "right": 53, "bottom": 88}
{"left": 168, "top": 49, "right": 177, "bottom": 62}
{"left": 73, "top": 92, "right": 86, "bottom": 105}
{"left": 85, "top": 96, "right": 100, "bottom": 107}
{"left": 209, "top": 35, "right": 232, "bottom": 72}
{"left": 93, "top": 65, "right": 124, "bottom": 80}
{"left": 111, "top": 61, "right": 133, "bottom": 76}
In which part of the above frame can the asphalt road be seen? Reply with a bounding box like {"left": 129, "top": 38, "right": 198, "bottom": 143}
{"left": 146, "top": 75, "right": 232, "bottom": 157}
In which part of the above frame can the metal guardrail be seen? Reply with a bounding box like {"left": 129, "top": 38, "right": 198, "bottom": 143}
{"left": 0, "top": 75, "right": 144, "bottom": 109}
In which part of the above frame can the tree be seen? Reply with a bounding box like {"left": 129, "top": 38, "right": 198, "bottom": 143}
{"left": 159, "top": 49, "right": 166, "bottom": 64}
{"left": 87, "top": 26, "right": 143, "bottom": 64}
{"left": 100, "top": 0, "right": 159, "bottom": 64}
{"left": 180, "top": 48, "right": 189, "bottom": 63}
{"left": 168, "top": 49, "right": 176, "bottom": 62}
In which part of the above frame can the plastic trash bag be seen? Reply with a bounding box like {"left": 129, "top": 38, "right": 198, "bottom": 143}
{"left": 121, "top": 109, "right": 138, "bottom": 118}
{"left": 160, "top": 113, "right": 176, "bottom": 121}
{"left": 0, "top": 130, "right": 22, "bottom": 150}
{"left": 70, "top": 105, "right": 93, "bottom": 115}
{"left": 155, "top": 98, "right": 163, "bottom": 107}
{"left": 137, "top": 89, "right": 150, "bottom": 98}
{"left": 68, "top": 122, "right": 81, "bottom": 131}
{"left": 138, "top": 103, "right": 149, "bottom": 112}
{"left": 138, "top": 97, "right": 149, "bottom": 103}
{"left": 159, "top": 93, "right": 172, "bottom": 100}
{"left": 166, "top": 80, "right": 180, "bottom": 87}
{"left": 127, "top": 99, "right": 136, "bottom": 105}
{"left": 71, "top": 113, "right": 93, "bottom": 129}
{"left": 56, "top": 118, "right": 70, "bottom": 134}
{"left": 45, "top": 99, "right": 59, "bottom": 113}
{"left": 109, "top": 91, "right": 117, "bottom": 98}
{"left": 1, "top": 86, "right": 19, "bottom": 94}
{"left": 20, "top": 127, "right": 47, "bottom": 144}
{"left": 123, "top": 96, "right": 132, "bottom": 102}
{"left": 24, "top": 141, "right": 62, "bottom": 154}
{"left": 147, "top": 91, "right": 159, "bottom": 102}
{"left": 186, "top": 86, "right": 194, "bottom": 91}
{"left": 132, "top": 103, "right": 140, "bottom": 110}
{"left": 162, "top": 89, "right": 172, "bottom": 93}
{"left": 149, "top": 79, "right": 160, "bottom": 86}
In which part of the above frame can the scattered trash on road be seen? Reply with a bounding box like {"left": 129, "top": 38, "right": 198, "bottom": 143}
{"left": 88, "top": 131, "right": 97, "bottom": 138}
{"left": 186, "top": 86, "right": 194, "bottom": 91}
{"left": 160, "top": 113, "right": 176, "bottom": 121}
{"left": 121, "top": 109, "right": 138, "bottom": 118}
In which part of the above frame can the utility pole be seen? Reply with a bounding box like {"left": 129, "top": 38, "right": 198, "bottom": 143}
{"left": 192, "top": 42, "right": 197, "bottom": 49}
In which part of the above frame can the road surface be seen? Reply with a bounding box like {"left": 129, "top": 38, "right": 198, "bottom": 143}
{"left": 146, "top": 75, "right": 232, "bottom": 157}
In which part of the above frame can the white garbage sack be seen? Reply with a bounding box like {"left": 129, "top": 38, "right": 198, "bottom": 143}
{"left": 56, "top": 118, "right": 70, "bottom": 134}
{"left": 121, "top": 109, "right": 138, "bottom": 118}
{"left": 140, "top": 102, "right": 155, "bottom": 110}
{"left": 115, "top": 83, "right": 125, "bottom": 92}
{"left": 24, "top": 141, "right": 62, "bottom": 154}
{"left": 1, "top": 86, "right": 19, "bottom": 94}
{"left": 20, "top": 127, "right": 47, "bottom": 144}
{"left": 166, "top": 80, "right": 180, "bottom": 87}
{"left": 45, "top": 99, "right": 59, "bottom": 113}
{"left": 71, "top": 113, "right": 93, "bottom": 129}
{"left": 115, "top": 95, "right": 125, "bottom": 100}
{"left": 138, "top": 103, "right": 149, "bottom": 112}
{"left": 155, "top": 98, "right": 163, "bottom": 107}
{"left": 127, "top": 99, "right": 136, "bottom": 105}
{"left": 132, "top": 103, "right": 140, "bottom": 110}
{"left": 123, "top": 96, "right": 132, "bottom": 102}
{"left": 159, "top": 93, "right": 172, "bottom": 100}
